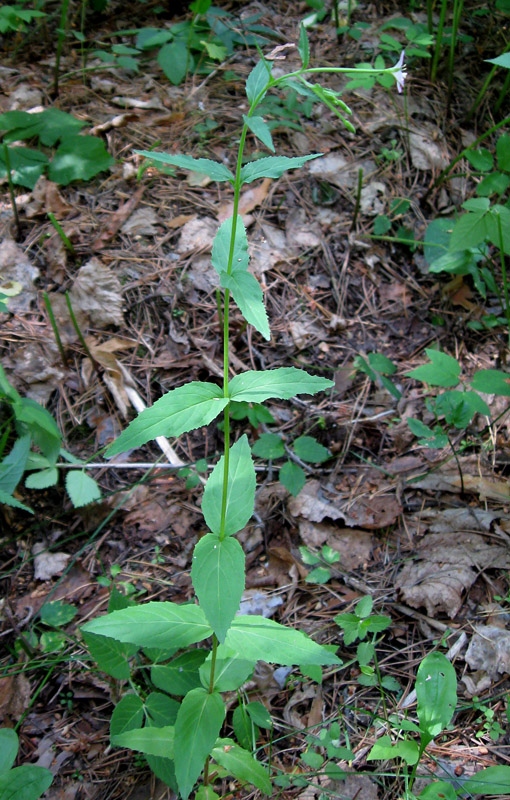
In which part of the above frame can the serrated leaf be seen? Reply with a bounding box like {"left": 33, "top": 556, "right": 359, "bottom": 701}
{"left": 134, "top": 151, "right": 234, "bottom": 183}
{"left": 305, "top": 566, "right": 331, "bottom": 584}
{"left": 211, "top": 738, "right": 272, "bottom": 795}
{"left": 279, "top": 461, "right": 306, "bottom": 496}
{"left": 243, "top": 115, "right": 274, "bottom": 152}
{"left": 449, "top": 210, "right": 490, "bottom": 251}
{"left": 81, "top": 602, "right": 213, "bottom": 649}
{"left": 25, "top": 468, "right": 58, "bottom": 489}
{"left": 211, "top": 215, "right": 249, "bottom": 275}
{"left": 240, "top": 154, "right": 322, "bottom": 184}
{"left": 192, "top": 534, "right": 245, "bottom": 642}
{"left": 246, "top": 59, "right": 272, "bottom": 105}
{"left": 65, "top": 470, "right": 101, "bottom": 507}
{"left": 0, "top": 765, "right": 53, "bottom": 800}
{"left": 106, "top": 382, "right": 228, "bottom": 456}
{"left": 416, "top": 652, "right": 457, "bottom": 741}
{"left": 406, "top": 349, "right": 461, "bottom": 388}
{"left": 112, "top": 726, "right": 175, "bottom": 758}
{"left": 471, "top": 369, "right": 510, "bottom": 396}
{"left": 110, "top": 694, "right": 144, "bottom": 737}
{"left": 151, "top": 650, "right": 208, "bottom": 696}
{"left": 221, "top": 270, "right": 270, "bottom": 340}
{"left": 202, "top": 435, "right": 256, "bottom": 537}
{"left": 298, "top": 23, "right": 310, "bottom": 67}
{"left": 82, "top": 631, "right": 138, "bottom": 680}
{"left": 174, "top": 688, "right": 225, "bottom": 800}
{"left": 292, "top": 436, "right": 329, "bottom": 463}
{"left": 225, "top": 616, "right": 342, "bottom": 665}
{"left": 229, "top": 368, "right": 333, "bottom": 402}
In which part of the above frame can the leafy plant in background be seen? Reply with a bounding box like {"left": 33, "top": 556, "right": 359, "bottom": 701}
{"left": 0, "top": 3, "right": 46, "bottom": 35}
{"left": 354, "top": 351, "right": 402, "bottom": 401}
{"left": 0, "top": 728, "right": 53, "bottom": 800}
{"left": 0, "top": 108, "right": 113, "bottom": 189}
{"left": 79, "top": 34, "right": 409, "bottom": 800}
{"left": 0, "top": 365, "right": 101, "bottom": 512}
{"left": 300, "top": 543, "right": 340, "bottom": 584}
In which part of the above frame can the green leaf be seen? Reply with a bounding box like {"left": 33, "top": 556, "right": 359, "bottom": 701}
{"left": 48, "top": 135, "right": 114, "bottom": 185}
{"left": 292, "top": 436, "right": 329, "bottom": 463}
{"left": 240, "top": 154, "right": 322, "bottom": 184}
{"left": 0, "top": 108, "right": 84, "bottom": 146}
{"left": 279, "top": 461, "right": 306, "bottom": 496}
{"left": 246, "top": 59, "right": 272, "bottom": 105}
{"left": 192, "top": 534, "right": 245, "bottom": 642}
{"left": 199, "top": 645, "right": 256, "bottom": 691}
{"left": 0, "top": 728, "right": 18, "bottom": 772}
{"left": 229, "top": 368, "right": 333, "bottom": 402}
{"left": 151, "top": 650, "right": 208, "bottom": 696}
{"left": 298, "top": 23, "right": 310, "bottom": 68}
{"left": 81, "top": 602, "right": 213, "bottom": 649}
{"left": 211, "top": 215, "right": 249, "bottom": 275}
{"left": 0, "top": 435, "right": 30, "bottom": 495}
{"left": 462, "top": 765, "right": 510, "bottom": 796}
{"left": 497, "top": 133, "right": 510, "bottom": 171}
{"left": 65, "top": 470, "right": 101, "bottom": 507}
{"left": 144, "top": 692, "right": 180, "bottom": 726}
{"left": 225, "top": 616, "right": 342, "bottom": 665}
{"left": 355, "top": 595, "right": 373, "bottom": 618}
{"left": 195, "top": 787, "right": 219, "bottom": 800}
{"left": 158, "top": 39, "right": 188, "bottom": 84}
{"left": 0, "top": 765, "right": 53, "bottom": 800}
{"left": 417, "top": 780, "right": 457, "bottom": 800}
{"left": 202, "top": 435, "right": 256, "bottom": 537}
{"left": 305, "top": 566, "right": 331, "bottom": 584}
{"left": 471, "top": 369, "right": 510, "bottom": 396}
{"left": 82, "top": 631, "right": 138, "bottom": 680}
{"left": 232, "top": 704, "right": 258, "bottom": 750}
{"left": 367, "top": 734, "right": 419, "bottom": 765}
{"left": 243, "top": 115, "right": 274, "bottom": 152}
{"left": 416, "top": 652, "right": 457, "bottom": 740}
{"left": 201, "top": 40, "right": 227, "bottom": 61}
{"left": 246, "top": 701, "right": 272, "bottom": 728}
{"left": 106, "top": 382, "right": 228, "bottom": 456}
{"left": 368, "top": 352, "right": 397, "bottom": 375}
{"left": 487, "top": 52, "right": 510, "bottom": 69}
{"left": 251, "top": 433, "right": 285, "bottom": 459}
{"left": 211, "top": 738, "right": 272, "bottom": 795}
{"left": 477, "top": 171, "right": 510, "bottom": 197}
{"left": 39, "top": 601, "right": 76, "bottom": 627}
{"left": 220, "top": 270, "right": 270, "bottom": 340}
{"left": 25, "top": 468, "right": 58, "bottom": 489}
{"left": 465, "top": 148, "right": 494, "bottom": 171}
{"left": 110, "top": 694, "right": 144, "bottom": 737}
{"left": 111, "top": 726, "right": 175, "bottom": 758}
{"left": 300, "top": 663, "right": 322, "bottom": 683}
{"left": 449, "top": 210, "right": 490, "bottom": 251}
{"left": 0, "top": 145, "right": 48, "bottom": 189}
{"left": 406, "top": 349, "right": 461, "bottom": 388}
{"left": 134, "top": 151, "right": 234, "bottom": 183}
{"left": 174, "top": 688, "right": 225, "bottom": 800}
{"left": 15, "top": 397, "right": 61, "bottom": 460}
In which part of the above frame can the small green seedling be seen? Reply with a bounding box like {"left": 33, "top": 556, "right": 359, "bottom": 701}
{"left": 300, "top": 543, "right": 340, "bottom": 584}
{"left": 0, "top": 728, "right": 53, "bottom": 800}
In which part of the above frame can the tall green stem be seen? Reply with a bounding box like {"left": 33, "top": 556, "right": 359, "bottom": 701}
{"left": 430, "top": 0, "right": 447, "bottom": 84}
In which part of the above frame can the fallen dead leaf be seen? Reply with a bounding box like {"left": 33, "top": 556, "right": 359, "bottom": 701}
{"left": 0, "top": 238, "right": 39, "bottom": 312}
{"left": 70, "top": 258, "right": 124, "bottom": 328}
{"left": 25, "top": 176, "right": 73, "bottom": 219}
{"left": 289, "top": 481, "right": 401, "bottom": 530}
{"left": 33, "top": 542, "right": 71, "bottom": 581}
{"left": 218, "top": 178, "right": 271, "bottom": 223}
{"left": 91, "top": 185, "right": 144, "bottom": 250}
{"left": 465, "top": 625, "right": 510, "bottom": 678}
{"left": 298, "top": 521, "right": 374, "bottom": 571}
{"left": 121, "top": 207, "right": 160, "bottom": 236}
{"left": 0, "top": 672, "right": 31, "bottom": 723}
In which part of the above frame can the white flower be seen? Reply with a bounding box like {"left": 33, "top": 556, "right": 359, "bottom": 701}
{"left": 393, "top": 50, "right": 407, "bottom": 94}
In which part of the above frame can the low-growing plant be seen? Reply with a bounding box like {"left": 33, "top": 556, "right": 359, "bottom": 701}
{"left": 0, "top": 728, "right": 53, "bottom": 800}
{"left": 79, "top": 34, "right": 409, "bottom": 799}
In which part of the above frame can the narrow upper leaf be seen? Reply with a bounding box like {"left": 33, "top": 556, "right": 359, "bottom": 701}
{"left": 81, "top": 602, "right": 213, "bottom": 649}
{"left": 229, "top": 368, "right": 334, "bottom": 402}
{"left": 112, "top": 726, "right": 175, "bottom": 758}
{"left": 106, "top": 382, "right": 228, "bottom": 456}
{"left": 245, "top": 59, "right": 272, "bottom": 105}
{"left": 298, "top": 23, "right": 310, "bottom": 68}
{"left": 211, "top": 738, "right": 272, "bottom": 795}
{"left": 240, "top": 154, "right": 322, "bottom": 185}
{"left": 191, "top": 534, "right": 245, "bottom": 642}
{"left": 202, "top": 435, "right": 256, "bottom": 536}
{"left": 225, "top": 616, "right": 342, "bottom": 665}
{"left": 174, "top": 688, "right": 225, "bottom": 800}
{"left": 211, "top": 215, "right": 249, "bottom": 276}
{"left": 220, "top": 270, "right": 270, "bottom": 340}
{"left": 243, "top": 115, "right": 275, "bottom": 152}
{"left": 134, "top": 151, "right": 234, "bottom": 183}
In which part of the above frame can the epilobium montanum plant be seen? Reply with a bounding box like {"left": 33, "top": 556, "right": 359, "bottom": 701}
{"left": 81, "top": 32, "right": 407, "bottom": 799}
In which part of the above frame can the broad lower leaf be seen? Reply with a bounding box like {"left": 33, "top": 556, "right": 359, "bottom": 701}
{"left": 202, "top": 435, "right": 256, "bottom": 537}
{"left": 406, "top": 349, "right": 461, "bottom": 388}
{"left": 417, "top": 781, "right": 457, "bottom": 800}
{"left": 240, "top": 154, "right": 322, "bottom": 185}
{"left": 471, "top": 369, "right": 510, "bottom": 396}
{"left": 151, "top": 650, "right": 208, "bottom": 696}
{"left": 144, "top": 692, "right": 180, "bottom": 726}
{"left": 367, "top": 735, "right": 419, "bottom": 766}
{"left": 82, "top": 631, "right": 138, "bottom": 680}
{"left": 225, "top": 616, "right": 342, "bottom": 665}
{"left": 279, "top": 461, "right": 306, "bottom": 496}
{"left": 229, "top": 368, "right": 334, "bottom": 402}
{"left": 211, "top": 738, "right": 272, "bottom": 795}
{"left": 199, "top": 646, "right": 256, "bottom": 692}
{"left": 252, "top": 433, "right": 285, "bottom": 459}
{"left": 158, "top": 39, "right": 188, "bottom": 84}
{"left": 245, "top": 59, "right": 272, "bottom": 105}
{"left": 48, "top": 135, "right": 114, "bottom": 185}
{"left": 292, "top": 436, "right": 329, "bottom": 463}
{"left": 192, "top": 534, "right": 245, "bottom": 642}
{"left": 221, "top": 270, "right": 270, "bottom": 340}
{"left": 0, "top": 490, "right": 32, "bottom": 513}
{"left": 0, "top": 108, "right": 84, "bottom": 146}
{"left": 0, "top": 146, "right": 48, "bottom": 190}
{"left": 416, "top": 652, "right": 457, "bottom": 741}
{"left": 111, "top": 726, "right": 175, "bottom": 759}
{"left": 110, "top": 694, "right": 144, "bottom": 737}
{"left": 65, "top": 471, "right": 101, "bottom": 507}
{"left": 211, "top": 215, "right": 249, "bottom": 276}
{"left": 462, "top": 765, "right": 510, "bottom": 796}
{"left": 0, "top": 728, "right": 17, "bottom": 772}
{"left": 134, "top": 151, "right": 234, "bottom": 183}
{"left": 0, "top": 765, "right": 53, "bottom": 800}
{"left": 243, "top": 115, "right": 274, "bottom": 152}
{"left": 39, "top": 601, "right": 77, "bottom": 627}
{"left": 81, "top": 602, "right": 213, "bottom": 649}
{"left": 174, "top": 688, "right": 225, "bottom": 800}
{"left": 106, "top": 382, "right": 228, "bottom": 456}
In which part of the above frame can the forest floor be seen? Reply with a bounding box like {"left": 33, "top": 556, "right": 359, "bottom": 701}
{"left": 1, "top": 1, "right": 510, "bottom": 798}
